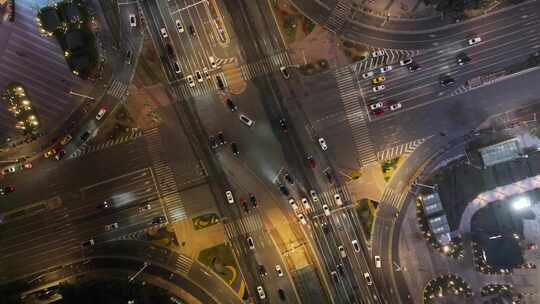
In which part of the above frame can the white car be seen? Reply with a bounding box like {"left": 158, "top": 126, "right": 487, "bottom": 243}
{"left": 371, "top": 50, "right": 385, "bottom": 58}
{"left": 468, "top": 36, "right": 482, "bottom": 45}
{"left": 338, "top": 245, "right": 347, "bottom": 258}
{"left": 352, "top": 240, "right": 360, "bottom": 253}
{"left": 173, "top": 61, "right": 182, "bottom": 74}
{"left": 369, "top": 101, "right": 384, "bottom": 110}
{"left": 309, "top": 190, "right": 319, "bottom": 202}
{"left": 247, "top": 237, "right": 255, "bottom": 250}
{"left": 175, "top": 19, "right": 184, "bottom": 33}
{"left": 280, "top": 66, "right": 290, "bottom": 79}
{"left": 186, "top": 75, "right": 195, "bottom": 88}
{"left": 362, "top": 71, "right": 374, "bottom": 79}
{"left": 195, "top": 70, "right": 203, "bottom": 83}
{"left": 364, "top": 272, "right": 373, "bottom": 285}
{"left": 372, "top": 85, "right": 385, "bottom": 92}
{"left": 379, "top": 65, "right": 393, "bottom": 73}
{"left": 323, "top": 204, "right": 331, "bottom": 216}
{"left": 256, "top": 286, "right": 266, "bottom": 300}
{"left": 301, "top": 198, "right": 311, "bottom": 209}
{"left": 95, "top": 107, "right": 107, "bottom": 120}
{"left": 275, "top": 264, "right": 284, "bottom": 277}
{"left": 129, "top": 14, "right": 136, "bottom": 27}
{"left": 334, "top": 194, "right": 343, "bottom": 206}
{"left": 160, "top": 27, "right": 168, "bottom": 38}
{"left": 288, "top": 198, "right": 298, "bottom": 210}
{"left": 318, "top": 137, "right": 328, "bottom": 151}
{"left": 374, "top": 255, "right": 382, "bottom": 268}
{"left": 225, "top": 191, "right": 234, "bottom": 204}
{"left": 239, "top": 114, "right": 255, "bottom": 127}
{"left": 138, "top": 203, "right": 152, "bottom": 213}
{"left": 399, "top": 58, "right": 413, "bottom": 66}
{"left": 209, "top": 56, "right": 217, "bottom": 68}
{"left": 389, "top": 102, "right": 402, "bottom": 111}
{"left": 203, "top": 67, "right": 210, "bottom": 79}
{"left": 105, "top": 222, "right": 119, "bottom": 231}
{"left": 298, "top": 213, "right": 307, "bottom": 225}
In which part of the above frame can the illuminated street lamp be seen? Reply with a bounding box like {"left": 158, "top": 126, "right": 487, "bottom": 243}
{"left": 512, "top": 196, "right": 531, "bottom": 210}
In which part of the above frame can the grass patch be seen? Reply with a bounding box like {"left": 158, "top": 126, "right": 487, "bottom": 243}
{"left": 356, "top": 199, "right": 375, "bottom": 239}
{"left": 381, "top": 157, "right": 401, "bottom": 182}
{"left": 192, "top": 213, "right": 220, "bottom": 230}
{"left": 303, "top": 17, "right": 316, "bottom": 35}
{"left": 198, "top": 244, "right": 237, "bottom": 284}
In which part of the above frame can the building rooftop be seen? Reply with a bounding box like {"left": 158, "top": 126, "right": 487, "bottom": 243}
{"left": 478, "top": 138, "right": 521, "bottom": 167}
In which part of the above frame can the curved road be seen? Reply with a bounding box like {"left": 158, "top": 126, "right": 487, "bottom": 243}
{"left": 289, "top": 0, "right": 540, "bottom": 48}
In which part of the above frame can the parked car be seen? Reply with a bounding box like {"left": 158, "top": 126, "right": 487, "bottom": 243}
{"left": 288, "top": 198, "right": 298, "bottom": 210}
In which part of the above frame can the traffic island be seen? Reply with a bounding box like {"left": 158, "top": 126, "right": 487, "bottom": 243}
{"left": 480, "top": 284, "right": 524, "bottom": 303}
{"left": 192, "top": 213, "right": 220, "bottom": 230}
{"left": 422, "top": 274, "right": 473, "bottom": 304}
{"left": 198, "top": 244, "right": 239, "bottom": 286}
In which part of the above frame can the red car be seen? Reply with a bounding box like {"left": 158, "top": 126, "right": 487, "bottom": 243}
{"left": 372, "top": 108, "right": 384, "bottom": 116}
{"left": 307, "top": 156, "right": 316, "bottom": 168}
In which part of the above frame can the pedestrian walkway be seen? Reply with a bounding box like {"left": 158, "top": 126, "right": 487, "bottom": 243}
{"left": 239, "top": 51, "right": 292, "bottom": 80}
{"left": 324, "top": 0, "right": 352, "bottom": 34}
{"left": 69, "top": 129, "right": 144, "bottom": 159}
{"left": 318, "top": 184, "right": 354, "bottom": 208}
{"left": 379, "top": 186, "right": 408, "bottom": 208}
{"left": 377, "top": 135, "right": 433, "bottom": 161}
{"left": 334, "top": 66, "right": 378, "bottom": 166}
{"left": 107, "top": 79, "right": 129, "bottom": 99}
{"left": 143, "top": 127, "right": 188, "bottom": 223}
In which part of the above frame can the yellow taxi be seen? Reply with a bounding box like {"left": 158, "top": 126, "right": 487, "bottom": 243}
{"left": 372, "top": 75, "right": 385, "bottom": 85}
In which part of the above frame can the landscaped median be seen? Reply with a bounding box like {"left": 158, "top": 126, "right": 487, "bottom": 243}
{"left": 198, "top": 244, "right": 238, "bottom": 286}
{"left": 423, "top": 274, "right": 473, "bottom": 303}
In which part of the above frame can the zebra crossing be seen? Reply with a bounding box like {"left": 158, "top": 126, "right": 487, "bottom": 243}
{"left": 174, "top": 254, "right": 193, "bottom": 275}
{"left": 380, "top": 187, "right": 408, "bottom": 209}
{"left": 175, "top": 71, "right": 227, "bottom": 98}
{"left": 376, "top": 135, "right": 434, "bottom": 162}
{"left": 335, "top": 67, "right": 378, "bottom": 166}
{"left": 324, "top": 0, "right": 352, "bottom": 34}
{"left": 143, "top": 128, "right": 187, "bottom": 223}
{"left": 449, "top": 84, "right": 469, "bottom": 97}
{"left": 69, "top": 129, "right": 144, "bottom": 159}
{"left": 353, "top": 49, "right": 420, "bottom": 74}
{"left": 318, "top": 185, "right": 353, "bottom": 208}
{"left": 107, "top": 79, "right": 129, "bottom": 99}
{"left": 214, "top": 56, "right": 236, "bottom": 67}
{"left": 240, "top": 51, "right": 292, "bottom": 80}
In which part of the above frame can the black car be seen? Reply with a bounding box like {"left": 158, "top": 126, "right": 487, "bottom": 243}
{"left": 216, "top": 132, "right": 225, "bottom": 145}
{"left": 125, "top": 50, "right": 132, "bottom": 64}
{"left": 278, "top": 289, "right": 286, "bottom": 301}
{"left": 216, "top": 75, "right": 225, "bottom": 90}
{"left": 336, "top": 264, "right": 345, "bottom": 276}
{"left": 152, "top": 216, "right": 166, "bottom": 225}
{"left": 324, "top": 170, "right": 334, "bottom": 184}
{"left": 440, "top": 76, "right": 455, "bottom": 87}
{"left": 0, "top": 185, "right": 15, "bottom": 195}
{"left": 55, "top": 149, "right": 66, "bottom": 160}
{"left": 279, "top": 184, "right": 289, "bottom": 196}
{"left": 188, "top": 25, "right": 196, "bottom": 36}
{"left": 408, "top": 63, "right": 420, "bottom": 72}
{"left": 242, "top": 200, "right": 249, "bottom": 213}
{"left": 209, "top": 135, "right": 217, "bottom": 148}
{"left": 249, "top": 194, "right": 257, "bottom": 208}
{"left": 456, "top": 53, "right": 471, "bottom": 65}
{"left": 80, "top": 131, "right": 90, "bottom": 142}
{"left": 322, "top": 222, "right": 330, "bottom": 234}
{"left": 279, "top": 119, "right": 288, "bottom": 133}
{"left": 258, "top": 265, "right": 267, "bottom": 276}
{"left": 284, "top": 173, "right": 294, "bottom": 184}
{"left": 231, "top": 142, "right": 239, "bottom": 156}
{"left": 226, "top": 99, "right": 237, "bottom": 112}
{"left": 166, "top": 43, "right": 174, "bottom": 58}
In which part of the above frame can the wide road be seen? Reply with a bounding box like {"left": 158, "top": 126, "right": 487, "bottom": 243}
{"left": 289, "top": 0, "right": 540, "bottom": 49}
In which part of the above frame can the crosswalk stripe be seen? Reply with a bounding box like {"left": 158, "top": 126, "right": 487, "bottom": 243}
{"left": 376, "top": 135, "right": 433, "bottom": 161}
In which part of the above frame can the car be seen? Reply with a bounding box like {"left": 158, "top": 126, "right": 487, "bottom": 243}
{"left": 338, "top": 245, "right": 347, "bottom": 258}
{"left": 226, "top": 99, "right": 237, "bottom": 112}
{"left": 81, "top": 239, "right": 95, "bottom": 247}
{"left": 152, "top": 216, "right": 166, "bottom": 225}
{"left": 324, "top": 170, "right": 334, "bottom": 184}
{"left": 239, "top": 114, "right": 255, "bottom": 127}
{"left": 105, "top": 222, "right": 119, "bottom": 231}
{"left": 216, "top": 132, "right": 225, "bottom": 145}
{"left": 369, "top": 101, "right": 384, "bottom": 111}
{"left": 408, "top": 63, "right": 421, "bottom": 72}
{"left": 203, "top": 67, "right": 210, "bottom": 79}
{"left": 318, "top": 137, "right": 328, "bottom": 151}
{"left": 61, "top": 134, "right": 72, "bottom": 145}
{"left": 129, "top": 14, "right": 136, "bottom": 27}
{"left": 225, "top": 190, "right": 234, "bottom": 204}
{"left": 0, "top": 186, "right": 15, "bottom": 195}
{"left": 352, "top": 240, "right": 360, "bottom": 253}
{"left": 389, "top": 102, "right": 402, "bottom": 111}
{"left": 372, "top": 108, "right": 385, "bottom": 116}
{"left": 309, "top": 190, "right": 319, "bottom": 203}
{"left": 284, "top": 173, "right": 293, "bottom": 184}
{"left": 379, "top": 65, "right": 393, "bottom": 73}
{"left": 307, "top": 156, "right": 316, "bottom": 168}
{"left": 3, "top": 166, "right": 16, "bottom": 174}
{"left": 301, "top": 198, "right": 311, "bottom": 209}
{"left": 258, "top": 265, "right": 267, "bottom": 276}
{"left": 216, "top": 75, "right": 225, "bottom": 90}
{"left": 80, "top": 131, "right": 91, "bottom": 142}
{"left": 371, "top": 50, "right": 385, "bottom": 58}
{"left": 372, "top": 85, "right": 385, "bottom": 92}
{"left": 160, "top": 27, "right": 168, "bottom": 38}
{"left": 336, "top": 263, "right": 344, "bottom": 276}
{"left": 99, "top": 200, "right": 111, "bottom": 209}
{"left": 231, "top": 142, "right": 239, "bottom": 156}
{"left": 54, "top": 150, "right": 65, "bottom": 161}
{"left": 374, "top": 255, "right": 382, "bottom": 268}
{"left": 468, "top": 36, "right": 482, "bottom": 45}
{"left": 138, "top": 203, "right": 152, "bottom": 213}
{"left": 288, "top": 198, "right": 298, "bottom": 210}
{"left": 256, "top": 286, "right": 266, "bottom": 300}
{"left": 195, "top": 70, "right": 203, "bottom": 82}
{"left": 241, "top": 200, "right": 249, "bottom": 213}
{"left": 209, "top": 56, "right": 217, "bottom": 68}
{"left": 275, "top": 264, "right": 284, "bottom": 277}
{"left": 334, "top": 193, "right": 343, "bottom": 206}
{"left": 95, "top": 107, "right": 107, "bottom": 120}
{"left": 278, "top": 289, "right": 286, "bottom": 301}
{"left": 188, "top": 24, "right": 196, "bottom": 36}
{"left": 440, "top": 76, "right": 455, "bottom": 87}
{"left": 125, "top": 49, "right": 133, "bottom": 64}
{"left": 322, "top": 222, "right": 330, "bottom": 234}
{"left": 400, "top": 58, "right": 413, "bottom": 66}
{"left": 364, "top": 272, "right": 373, "bottom": 285}
{"left": 23, "top": 162, "right": 32, "bottom": 169}
{"left": 249, "top": 194, "right": 257, "bottom": 207}
{"left": 362, "top": 71, "right": 374, "bottom": 79}
{"left": 186, "top": 75, "right": 195, "bottom": 88}
{"left": 175, "top": 19, "right": 184, "bottom": 32}
{"left": 323, "top": 204, "right": 331, "bottom": 216}
{"left": 279, "top": 184, "right": 290, "bottom": 196}
{"left": 456, "top": 53, "right": 471, "bottom": 65}
{"left": 165, "top": 44, "right": 174, "bottom": 57}
{"left": 298, "top": 213, "right": 307, "bottom": 225}
{"left": 247, "top": 237, "right": 255, "bottom": 249}
{"left": 372, "top": 75, "right": 385, "bottom": 85}
{"left": 44, "top": 148, "right": 57, "bottom": 158}
{"left": 330, "top": 271, "right": 339, "bottom": 282}
{"left": 172, "top": 61, "right": 182, "bottom": 75}
{"left": 279, "top": 119, "right": 288, "bottom": 133}
{"left": 280, "top": 66, "right": 290, "bottom": 79}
